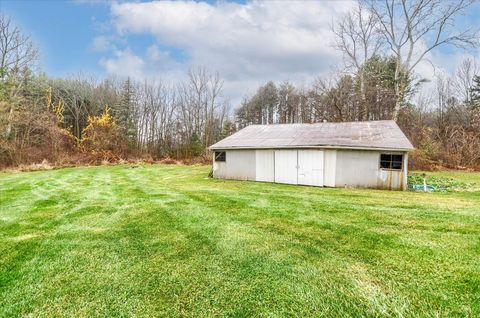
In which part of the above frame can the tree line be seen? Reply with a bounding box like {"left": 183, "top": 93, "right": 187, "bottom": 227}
{"left": 0, "top": 67, "right": 231, "bottom": 166}
{"left": 1, "top": 0, "right": 480, "bottom": 170}
{"left": 236, "top": 0, "right": 480, "bottom": 170}
{"left": 236, "top": 57, "right": 480, "bottom": 169}
{"left": 0, "top": 14, "right": 234, "bottom": 166}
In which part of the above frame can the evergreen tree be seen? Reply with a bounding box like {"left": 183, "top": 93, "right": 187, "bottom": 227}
{"left": 189, "top": 133, "right": 204, "bottom": 156}
{"left": 219, "top": 120, "right": 234, "bottom": 140}
{"left": 470, "top": 75, "right": 480, "bottom": 107}
{"left": 468, "top": 75, "right": 480, "bottom": 129}
{"left": 115, "top": 77, "right": 137, "bottom": 145}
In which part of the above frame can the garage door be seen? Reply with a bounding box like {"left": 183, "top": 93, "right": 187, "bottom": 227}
{"left": 274, "top": 150, "right": 298, "bottom": 184}
{"left": 298, "top": 150, "right": 324, "bottom": 186}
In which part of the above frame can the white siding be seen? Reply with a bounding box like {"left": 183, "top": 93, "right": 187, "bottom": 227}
{"left": 213, "top": 162, "right": 227, "bottom": 179}
{"left": 403, "top": 154, "right": 408, "bottom": 191}
{"left": 213, "top": 148, "right": 409, "bottom": 190}
{"left": 335, "top": 149, "right": 407, "bottom": 190}
{"left": 274, "top": 150, "right": 298, "bottom": 184}
{"left": 335, "top": 150, "right": 378, "bottom": 188}
{"left": 212, "top": 153, "right": 227, "bottom": 179}
{"left": 212, "top": 150, "right": 256, "bottom": 180}
{"left": 255, "top": 150, "right": 274, "bottom": 182}
{"left": 298, "top": 150, "right": 324, "bottom": 186}
{"left": 323, "top": 149, "right": 337, "bottom": 187}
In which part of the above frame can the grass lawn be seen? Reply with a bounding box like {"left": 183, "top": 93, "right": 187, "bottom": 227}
{"left": 0, "top": 165, "right": 479, "bottom": 317}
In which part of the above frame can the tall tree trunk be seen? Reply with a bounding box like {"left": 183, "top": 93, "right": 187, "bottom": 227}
{"left": 359, "top": 70, "right": 368, "bottom": 121}
{"left": 392, "top": 62, "right": 402, "bottom": 121}
{"left": 5, "top": 106, "right": 13, "bottom": 137}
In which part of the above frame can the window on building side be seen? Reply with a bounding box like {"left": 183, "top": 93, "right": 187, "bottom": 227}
{"left": 380, "top": 154, "right": 403, "bottom": 170}
{"left": 215, "top": 151, "right": 226, "bottom": 162}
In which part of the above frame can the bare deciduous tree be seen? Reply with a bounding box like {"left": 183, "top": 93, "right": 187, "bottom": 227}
{"left": 0, "top": 14, "right": 38, "bottom": 79}
{"left": 333, "top": 3, "right": 382, "bottom": 71}
{"left": 0, "top": 14, "right": 39, "bottom": 137}
{"left": 454, "top": 57, "right": 479, "bottom": 105}
{"left": 333, "top": 2, "right": 382, "bottom": 120}
{"left": 51, "top": 75, "right": 101, "bottom": 140}
{"left": 366, "top": 0, "right": 479, "bottom": 119}
{"left": 179, "top": 67, "right": 227, "bottom": 151}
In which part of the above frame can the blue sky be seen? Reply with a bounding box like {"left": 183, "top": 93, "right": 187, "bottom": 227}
{"left": 1, "top": 1, "right": 110, "bottom": 76}
{"left": 1, "top": 0, "right": 228, "bottom": 77}
{"left": 2, "top": 0, "right": 479, "bottom": 103}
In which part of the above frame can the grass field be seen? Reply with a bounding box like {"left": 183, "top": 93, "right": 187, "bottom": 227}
{"left": 1, "top": 165, "right": 479, "bottom": 317}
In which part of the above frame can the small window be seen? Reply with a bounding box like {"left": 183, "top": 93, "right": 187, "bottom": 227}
{"left": 215, "top": 151, "right": 226, "bottom": 162}
{"left": 380, "top": 154, "right": 403, "bottom": 170}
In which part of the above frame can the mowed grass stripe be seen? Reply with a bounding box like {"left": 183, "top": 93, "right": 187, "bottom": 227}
{"left": 0, "top": 165, "right": 479, "bottom": 317}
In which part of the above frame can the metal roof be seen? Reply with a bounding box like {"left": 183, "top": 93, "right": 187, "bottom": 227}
{"left": 210, "top": 120, "right": 414, "bottom": 151}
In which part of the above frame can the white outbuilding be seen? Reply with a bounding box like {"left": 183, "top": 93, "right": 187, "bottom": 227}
{"left": 209, "top": 120, "right": 414, "bottom": 190}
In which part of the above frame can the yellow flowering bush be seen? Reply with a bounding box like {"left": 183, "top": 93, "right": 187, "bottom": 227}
{"left": 81, "top": 107, "right": 127, "bottom": 162}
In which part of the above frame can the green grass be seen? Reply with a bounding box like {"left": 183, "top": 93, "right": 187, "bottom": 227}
{"left": 0, "top": 165, "right": 479, "bottom": 317}
{"left": 408, "top": 171, "right": 480, "bottom": 192}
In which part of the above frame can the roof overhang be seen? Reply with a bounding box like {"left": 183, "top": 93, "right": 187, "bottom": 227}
{"left": 209, "top": 121, "right": 415, "bottom": 151}
{"left": 209, "top": 145, "right": 414, "bottom": 152}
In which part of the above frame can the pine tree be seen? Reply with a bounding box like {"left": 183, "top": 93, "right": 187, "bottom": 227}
{"left": 469, "top": 75, "right": 480, "bottom": 129}
{"left": 189, "top": 133, "right": 204, "bottom": 156}
{"left": 219, "top": 120, "right": 234, "bottom": 140}
{"left": 115, "top": 78, "right": 137, "bottom": 145}
{"left": 470, "top": 75, "right": 480, "bottom": 107}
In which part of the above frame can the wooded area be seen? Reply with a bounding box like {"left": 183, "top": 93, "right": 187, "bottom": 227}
{"left": 1, "top": 0, "right": 479, "bottom": 170}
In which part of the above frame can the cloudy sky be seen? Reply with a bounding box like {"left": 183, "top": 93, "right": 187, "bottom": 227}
{"left": 2, "top": 0, "right": 480, "bottom": 105}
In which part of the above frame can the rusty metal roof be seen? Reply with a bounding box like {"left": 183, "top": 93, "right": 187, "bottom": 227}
{"left": 210, "top": 120, "right": 414, "bottom": 151}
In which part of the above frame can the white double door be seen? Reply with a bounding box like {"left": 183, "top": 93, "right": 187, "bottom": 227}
{"left": 274, "top": 149, "right": 324, "bottom": 186}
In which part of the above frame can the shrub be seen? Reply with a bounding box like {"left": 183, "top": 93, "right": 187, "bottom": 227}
{"left": 80, "top": 107, "right": 128, "bottom": 163}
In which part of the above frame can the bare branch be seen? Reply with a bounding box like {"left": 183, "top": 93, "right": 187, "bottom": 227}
{"left": 363, "top": 0, "right": 479, "bottom": 119}
{"left": 0, "top": 14, "right": 38, "bottom": 79}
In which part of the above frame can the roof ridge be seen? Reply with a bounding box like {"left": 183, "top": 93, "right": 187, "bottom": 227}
{"left": 245, "top": 120, "right": 394, "bottom": 127}
{"left": 210, "top": 120, "right": 413, "bottom": 151}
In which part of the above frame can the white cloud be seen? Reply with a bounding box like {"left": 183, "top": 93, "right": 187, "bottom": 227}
{"left": 97, "top": 0, "right": 478, "bottom": 106}
{"left": 412, "top": 45, "right": 479, "bottom": 101}
{"left": 97, "top": 0, "right": 355, "bottom": 104}
{"left": 90, "top": 35, "right": 111, "bottom": 52}
{"left": 99, "top": 45, "right": 186, "bottom": 82}
{"left": 100, "top": 49, "right": 145, "bottom": 79}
